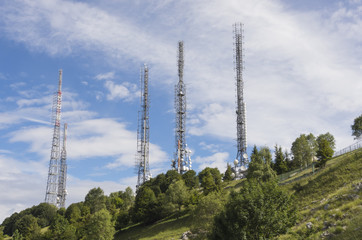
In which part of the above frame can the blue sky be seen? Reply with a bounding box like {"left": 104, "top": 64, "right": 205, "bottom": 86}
{"left": 0, "top": 0, "right": 361, "bottom": 222}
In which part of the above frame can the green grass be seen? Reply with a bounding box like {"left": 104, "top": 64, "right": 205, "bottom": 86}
{"left": 115, "top": 149, "right": 362, "bottom": 240}
{"left": 115, "top": 214, "right": 192, "bottom": 240}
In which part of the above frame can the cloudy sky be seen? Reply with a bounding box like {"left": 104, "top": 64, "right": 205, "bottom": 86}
{"left": 0, "top": 0, "right": 361, "bottom": 222}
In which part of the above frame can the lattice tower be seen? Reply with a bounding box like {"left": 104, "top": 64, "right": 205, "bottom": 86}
{"left": 45, "top": 69, "right": 62, "bottom": 206}
{"left": 172, "top": 41, "right": 192, "bottom": 174}
{"left": 234, "top": 23, "right": 248, "bottom": 166}
{"left": 58, "top": 123, "right": 68, "bottom": 208}
{"left": 136, "top": 65, "right": 151, "bottom": 189}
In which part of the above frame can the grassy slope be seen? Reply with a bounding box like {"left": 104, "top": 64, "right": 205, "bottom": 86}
{"left": 116, "top": 149, "right": 362, "bottom": 240}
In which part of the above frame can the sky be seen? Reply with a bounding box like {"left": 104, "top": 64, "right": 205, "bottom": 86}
{"left": 0, "top": 0, "right": 361, "bottom": 222}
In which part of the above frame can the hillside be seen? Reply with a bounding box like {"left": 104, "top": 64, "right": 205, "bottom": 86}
{"left": 116, "top": 149, "right": 362, "bottom": 239}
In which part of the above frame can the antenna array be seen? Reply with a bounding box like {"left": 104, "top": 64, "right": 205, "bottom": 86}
{"left": 234, "top": 23, "right": 248, "bottom": 167}
{"left": 58, "top": 123, "right": 68, "bottom": 208}
{"left": 136, "top": 65, "right": 151, "bottom": 188}
{"left": 45, "top": 70, "right": 65, "bottom": 207}
{"left": 172, "top": 41, "right": 192, "bottom": 173}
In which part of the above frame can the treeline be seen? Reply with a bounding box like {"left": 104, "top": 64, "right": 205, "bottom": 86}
{"left": 271, "top": 132, "right": 335, "bottom": 175}
{"left": 0, "top": 131, "right": 336, "bottom": 240}
{"left": 1, "top": 160, "right": 298, "bottom": 240}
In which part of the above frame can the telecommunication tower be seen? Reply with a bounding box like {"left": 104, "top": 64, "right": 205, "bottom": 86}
{"left": 45, "top": 69, "right": 63, "bottom": 206}
{"left": 233, "top": 23, "right": 248, "bottom": 168}
{"left": 172, "top": 41, "right": 192, "bottom": 174}
{"left": 136, "top": 65, "right": 151, "bottom": 188}
{"left": 58, "top": 123, "right": 68, "bottom": 208}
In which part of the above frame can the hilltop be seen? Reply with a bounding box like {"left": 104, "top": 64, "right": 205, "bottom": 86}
{"left": 116, "top": 148, "right": 362, "bottom": 239}
{"left": 1, "top": 148, "right": 361, "bottom": 239}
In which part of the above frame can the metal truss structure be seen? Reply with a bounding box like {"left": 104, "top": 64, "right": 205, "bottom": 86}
{"left": 58, "top": 123, "right": 68, "bottom": 208}
{"left": 234, "top": 23, "right": 248, "bottom": 167}
{"left": 136, "top": 65, "right": 151, "bottom": 188}
{"left": 45, "top": 70, "right": 63, "bottom": 206}
{"left": 172, "top": 41, "right": 192, "bottom": 174}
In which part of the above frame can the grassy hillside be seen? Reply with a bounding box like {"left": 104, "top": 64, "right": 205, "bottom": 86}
{"left": 116, "top": 148, "right": 362, "bottom": 240}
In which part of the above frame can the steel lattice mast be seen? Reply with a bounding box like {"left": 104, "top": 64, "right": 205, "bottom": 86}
{"left": 172, "top": 41, "right": 192, "bottom": 174}
{"left": 58, "top": 123, "right": 68, "bottom": 208}
{"left": 136, "top": 65, "right": 151, "bottom": 188}
{"left": 45, "top": 69, "right": 63, "bottom": 206}
{"left": 234, "top": 23, "right": 248, "bottom": 167}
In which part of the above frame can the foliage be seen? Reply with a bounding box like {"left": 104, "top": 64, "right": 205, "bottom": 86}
{"left": 0, "top": 226, "right": 4, "bottom": 240}
{"left": 351, "top": 113, "right": 362, "bottom": 139}
{"left": 45, "top": 214, "right": 76, "bottom": 240}
{"left": 81, "top": 209, "right": 115, "bottom": 240}
{"left": 316, "top": 138, "right": 334, "bottom": 168}
{"left": 84, "top": 187, "right": 106, "bottom": 214}
{"left": 247, "top": 146, "right": 277, "bottom": 182}
{"left": 198, "top": 167, "right": 222, "bottom": 195}
{"left": 12, "top": 229, "right": 23, "bottom": 240}
{"left": 191, "top": 192, "right": 226, "bottom": 237}
{"left": 317, "top": 132, "right": 336, "bottom": 150}
{"left": 14, "top": 214, "right": 41, "bottom": 240}
{"left": 291, "top": 134, "right": 315, "bottom": 168}
{"left": 273, "top": 145, "right": 289, "bottom": 174}
{"left": 182, "top": 170, "right": 199, "bottom": 189}
{"left": 223, "top": 163, "right": 233, "bottom": 181}
{"left": 30, "top": 203, "right": 58, "bottom": 228}
{"left": 65, "top": 203, "right": 82, "bottom": 224}
{"left": 131, "top": 186, "right": 160, "bottom": 224}
{"left": 165, "top": 180, "right": 190, "bottom": 213}
{"left": 211, "top": 180, "right": 297, "bottom": 240}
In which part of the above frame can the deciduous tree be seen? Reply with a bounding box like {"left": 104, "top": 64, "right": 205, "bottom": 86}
{"left": 316, "top": 138, "right": 334, "bottom": 168}
{"left": 211, "top": 180, "right": 297, "bottom": 240}
{"left": 352, "top": 114, "right": 362, "bottom": 140}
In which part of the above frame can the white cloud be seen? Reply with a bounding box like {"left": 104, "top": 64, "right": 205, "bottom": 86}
{"left": 194, "top": 152, "right": 230, "bottom": 172}
{"left": 104, "top": 81, "right": 139, "bottom": 102}
{"left": 95, "top": 72, "right": 115, "bottom": 81}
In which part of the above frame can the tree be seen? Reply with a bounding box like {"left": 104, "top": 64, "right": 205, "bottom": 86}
{"left": 191, "top": 192, "right": 226, "bottom": 238}
{"left": 82, "top": 209, "right": 115, "bottom": 240}
{"left": 65, "top": 203, "right": 82, "bottom": 224}
{"left": 12, "top": 229, "right": 23, "bottom": 240}
{"left": 84, "top": 187, "right": 106, "bottom": 214}
{"left": 0, "top": 226, "right": 4, "bottom": 240}
{"left": 223, "top": 164, "right": 233, "bottom": 181}
{"left": 273, "top": 145, "right": 288, "bottom": 174}
{"left": 247, "top": 146, "right": 277, "bottom": 182}
{"left": 198, "top": 167, "right": 222, "bottom": 195}
{"left": 182, "top": 170, "right": 199, "bottom": 188}
{"left": 316, "top": 138, "right": 334, "bottom": 168}
{"left": 317, "top": 132, "right": 336, "bottom": 150}
{"left": 131, "top": 186, "right": 158, "bottom": 224}
{"left": 352, "top": 114, "right": 362, "bottom": 140}
{"left": 47, "top": 215, "right": 76, "bottom": 240}
{"left": 14, "top": 215, "right": 41, "bottom": 240}
{"left": 211, "top": 180, "right": 297, "bottom": 240}
{"left": 165, "top": 180, "right": 190, "bottom": 213}
{"left": 291, "top": 134, "right": 314, "bottom": 168}
{"left": 30, "top": 203, "right": 57, "bottom": 228}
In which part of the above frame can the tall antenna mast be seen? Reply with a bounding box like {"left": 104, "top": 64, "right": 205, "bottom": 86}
{"left": 58, "top": 123, "right": 68, "bottom": 208}
{"left": 45, "top": 69, "right": 63, "bottom": 206}
{"left": 136, "top": 65, "right": 151, "bottom": 188}
{"left": 234, "top": 23, "right": 248, "bottom": 167}
{"left": 172, "top": 41, "right": 192, "bottom": 174}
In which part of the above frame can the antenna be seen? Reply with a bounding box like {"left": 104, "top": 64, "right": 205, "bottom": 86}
{"left": 45, "top": 69, "right": 63, "bottom": 206}
{"left": 136, "top": 65, "right": 151, "bottom": 189}
{"left": 172, "top": 41, "right": 192, "bottom": 173}
{"left": 58, "top": 123, "right": 68, "bottom": 208}
{"left": 234, "top": 23, "right": 248, "bottom": 167}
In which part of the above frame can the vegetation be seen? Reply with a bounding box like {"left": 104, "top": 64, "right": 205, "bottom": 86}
{"left": 352, "top": 113, "right": 362, "bottom": 139}
{"left": 1, "top": 131, "right": 361, "bottom": 240}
